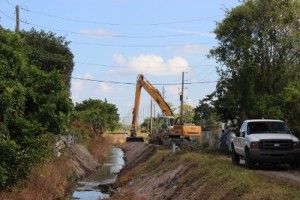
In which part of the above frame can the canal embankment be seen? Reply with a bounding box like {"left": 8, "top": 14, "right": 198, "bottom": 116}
{"left": 0, "top": 133, "right": 126, "bottom": 200}
{"left": 72, "top": 146, "right": 125, "bottom": 200}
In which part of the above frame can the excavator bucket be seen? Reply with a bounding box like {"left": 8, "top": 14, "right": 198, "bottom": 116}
{"left": 126, "top": 129, "right": 144, "bottom": 142}
{"left": 126, "top": 136, "right": 144, "bottom": 142}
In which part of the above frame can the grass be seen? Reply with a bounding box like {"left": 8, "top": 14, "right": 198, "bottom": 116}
{"left": 120, "top": 149, "right": 300, "bottom": 200}
{"left": 87, "top": 134, "right": 111, "bottom": 162}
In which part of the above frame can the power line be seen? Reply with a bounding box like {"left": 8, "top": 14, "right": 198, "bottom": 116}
{"left": 70, "top": 41, "right": 208, "bottom": 48}
{"left": 0, "top": 9, "right": 14, "bottom": 20}
{"left": 17, "top": 20, "right": 211, "bottom": 47}
{"left": 75, "top": 62, "right": 119, "bottom": 68}
{"left": 71, "top": 77, "right": 217, "bottom": 85}
{"left": 5, "top": 0, "right": 14, "bottom": 7}
{"left": 18, "top": 19, "right": 212, "bottom": 39}
{"left": 75, "top": 61, "right": 213, "bottom": 68}
{"left": 3, "top": 3, "right": 215, "bottom": 47}
{"left": 189, "top": 65, "right": 214, "bottom": 80}
{"left": 19, "top": 6, "right": 221, "bottom": 26}
{"left": 71, "top": 77, "right": 135, "bottom": 85}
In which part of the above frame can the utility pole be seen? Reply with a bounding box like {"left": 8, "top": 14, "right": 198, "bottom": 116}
{"left": 153, "top": 99, "right": 156, "bottom": 120}
{"left": 180, "top": 72, "right": 184, "bottom": 124}
{"left": 150, "top": 98, "right": 153, "bottom": 134}
{"left": 15, "top": 5, "right": 20, "bottom": 32}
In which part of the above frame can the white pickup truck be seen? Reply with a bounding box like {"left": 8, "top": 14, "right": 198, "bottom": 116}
{"left": 231, "top": 119, "right": 300, "bottom": 169}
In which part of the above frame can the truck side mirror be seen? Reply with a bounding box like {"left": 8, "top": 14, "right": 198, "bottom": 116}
{"left": 240, "top": 131, "right": 245, "bottom": 137}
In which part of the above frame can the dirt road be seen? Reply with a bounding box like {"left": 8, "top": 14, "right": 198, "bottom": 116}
{"left": 235, "top": 159, "right": 300, "bottom": 185}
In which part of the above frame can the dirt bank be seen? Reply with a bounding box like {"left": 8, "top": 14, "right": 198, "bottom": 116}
{"left": 69, "top": 144, "right": 101, "bottom": 179}
{"left": 120, "top": 142, "right": 157, "bottom": 174}
{"left": 110, "top": 142, "right": 300, "bottom": 200}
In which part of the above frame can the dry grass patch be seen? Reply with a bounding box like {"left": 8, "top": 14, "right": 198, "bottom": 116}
{"left": 0, "top": 155, "right": 74, "bottom": 200}
{"left": 87, "top": 134, "right": 111, "bottom": 162}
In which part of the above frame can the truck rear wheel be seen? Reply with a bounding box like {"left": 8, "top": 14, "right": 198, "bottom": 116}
{"left": 231, "top": 147, "right": 240, "bottom": 165}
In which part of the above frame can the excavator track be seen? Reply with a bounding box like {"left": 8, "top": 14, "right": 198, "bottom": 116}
{"left": 126, "top": 136, "right": 144, "bottom": 142}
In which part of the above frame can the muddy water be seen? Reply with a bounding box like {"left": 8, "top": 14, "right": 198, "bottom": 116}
{"left": 72, "top": 147, "right": 124, "bottom": 200}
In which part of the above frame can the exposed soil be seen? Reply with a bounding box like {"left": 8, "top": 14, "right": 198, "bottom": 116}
{"left": 109, "top": 142, "right": 300, "bottom": 200}
{"left": 120, "top": 142, "right": 157, "bottom": 175}
{"left": 69, "top": 134, "right": 127, "bottom": 180}
{"left": 69, "top": 144, "right": 101, "bottom": 179}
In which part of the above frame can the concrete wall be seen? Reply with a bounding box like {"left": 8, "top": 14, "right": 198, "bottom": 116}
{"left": 55, "top": 135, "right": 76, "bottom": 157}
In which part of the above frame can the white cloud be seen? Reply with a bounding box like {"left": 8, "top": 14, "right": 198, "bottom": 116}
{"left": 99, "top": 82, "right": 111, "bottom": 93}
{"left": 79, "top": 29, "right": 117, "bottom": 37}
{"left": 165, "top": 85, "right": 181, "bottom": 100}
{"left": 83, "top": 73, "right": 93, "bottom": 79}
{"left": 113, "top": 54, "right": 190, "bottom": 76}
{"left": 167, "top": 43, "right": 209, "bottom": 55}
{"left": 71, "top": 78, "right": 85, "bottom": 103}
{"left": 71, "top": 73, "right": 96, "bottom": 102}
{"left": 113, "top": 54, "right": 126, "bottom": 65}
{"left": 72, "top": 80, "right": 84, "bottom": 92}
{"left": 182, "top": 44, "right": 208, "bottom": 54}
{"left": 167, "top": 29, "right": 215, "bottom": 38}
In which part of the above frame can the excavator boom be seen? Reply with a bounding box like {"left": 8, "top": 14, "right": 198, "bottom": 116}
{"left": 132, "top": 74, "right": 173, "bottom": 131}
{"left": 127, "top": 74, "right": 201, "bottom": 143}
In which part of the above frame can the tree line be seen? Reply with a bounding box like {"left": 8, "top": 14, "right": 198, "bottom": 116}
{"left": 194, "top": 0, "right": 300, "bottom": 135}
{"left": 0, "top": 28, "right": 119, "bottom": 191}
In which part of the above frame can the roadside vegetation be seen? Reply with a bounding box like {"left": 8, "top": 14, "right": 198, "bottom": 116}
{"left": 194, "top": 0, "right": 300, "bottom": 135}
{"left": 114, "top": 149, "right": 300, "bottom": 200}
{"left": 0, "top": 26, "right": 120, "bottom": 198}
{"left": 0, "top": 27, "right": 73, "bottom": 191}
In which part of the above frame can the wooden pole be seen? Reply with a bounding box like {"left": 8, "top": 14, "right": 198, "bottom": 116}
{"left": 15, "top": 5, "right": 20, "bottom": 32}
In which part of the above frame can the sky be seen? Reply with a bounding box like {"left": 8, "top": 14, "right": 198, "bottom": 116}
{"left": 1, "top": 0, "right": 241, "bottom": 125}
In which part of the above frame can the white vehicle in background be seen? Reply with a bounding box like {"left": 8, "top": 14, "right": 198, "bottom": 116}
{"left": 231, "top": 119, "right": 300, "bottom": 169}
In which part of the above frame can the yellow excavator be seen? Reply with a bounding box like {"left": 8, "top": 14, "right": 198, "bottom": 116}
{"left": 126, "top": 74, "right": 201, "bottom": 143}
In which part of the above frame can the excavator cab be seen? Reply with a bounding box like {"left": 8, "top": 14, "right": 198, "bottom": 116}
{"left": 157, "top": 116, "right": 175, "bottom": 134}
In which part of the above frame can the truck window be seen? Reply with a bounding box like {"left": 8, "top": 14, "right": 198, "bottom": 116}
{"left": 240, "top": 122, "right": 247, "bottom": 133}
{"left": 248, "top": 121, "right": 290, "bottom": 134}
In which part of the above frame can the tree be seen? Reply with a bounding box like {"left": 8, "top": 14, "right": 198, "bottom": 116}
{"left": 279, "top": 81, "right": 300, "bottom": 136}
{"left": 0, "top": 27, "right": 73, "bottom": 190}
{"left": 193, "top": 93, "right": 220, "bottom": 130}
{"left": 73, "top": 99, "right": 120, "bottom": 132}
{"left": 177, "top": 103, "right": 195, "bottom": 123}
{"left": 209, "top": 0, "right": 300, "bottom": 127}
{"left": 20, "top": 29, "right": 74, "bottom": 89}
{"left": 166, "top": 101, "right": 177, "bottom": 114}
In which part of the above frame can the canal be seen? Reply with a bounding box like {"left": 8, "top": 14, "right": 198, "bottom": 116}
{"left": 72, "top": 147, "right": 124, "bottom": 200}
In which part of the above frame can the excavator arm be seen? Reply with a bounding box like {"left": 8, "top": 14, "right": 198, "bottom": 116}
{"left": 128, "top": 74, "right": 201, "bottom": 143}
{"left": 131, "top": 74, "right": 173, "bottom": 132}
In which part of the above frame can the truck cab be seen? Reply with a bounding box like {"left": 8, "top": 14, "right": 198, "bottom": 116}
{"left": 231, "top": 119, "right": 300, "bottom": 169}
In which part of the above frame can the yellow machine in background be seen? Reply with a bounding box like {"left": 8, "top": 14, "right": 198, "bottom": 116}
{"left": 126, "top": 74, "right": 201, "bottom": 143}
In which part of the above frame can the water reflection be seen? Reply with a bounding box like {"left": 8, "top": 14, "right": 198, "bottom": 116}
{"left": 72, "top": 147, "right": 124, "bottom": 200}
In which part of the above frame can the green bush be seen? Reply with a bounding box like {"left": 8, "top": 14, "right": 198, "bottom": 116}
{"left": 0, "top": 27, "right": 72, "bottom": 190}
